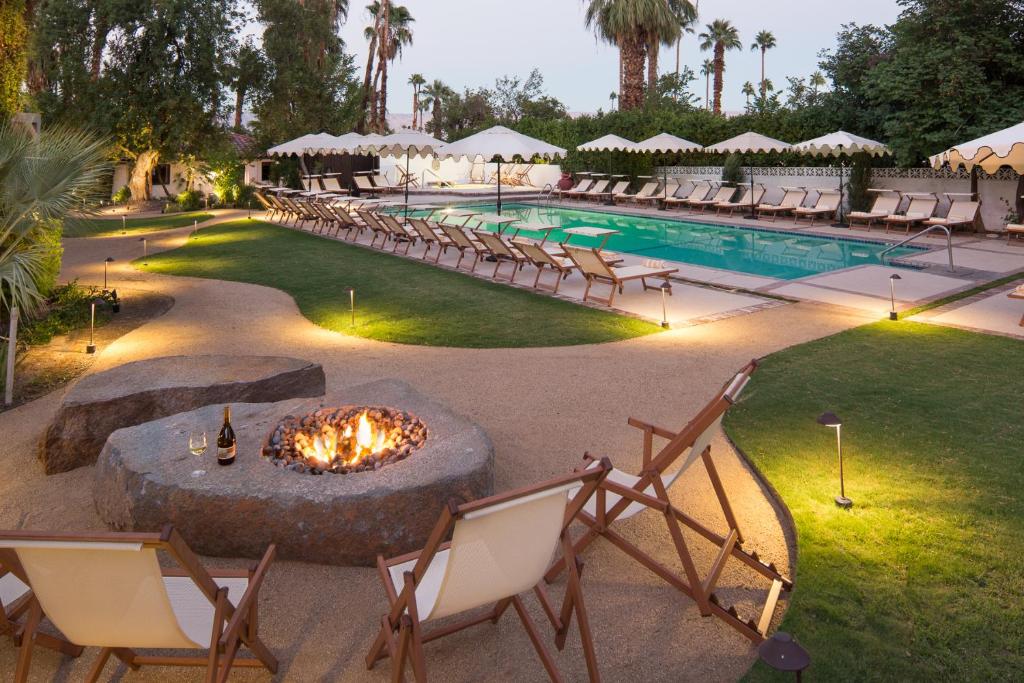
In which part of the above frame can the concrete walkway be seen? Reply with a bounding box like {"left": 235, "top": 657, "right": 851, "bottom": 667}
{"left": 0, "top": 211, "right": 872, "bottom": 682}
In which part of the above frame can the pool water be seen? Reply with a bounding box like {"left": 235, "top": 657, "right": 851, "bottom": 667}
{"left": 422, "top": 203, "right": 922, "bottom": 280}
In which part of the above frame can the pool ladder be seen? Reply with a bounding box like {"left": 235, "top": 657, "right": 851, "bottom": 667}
{"left": 880, "top": 224, "right": 955, "bottom": 272}
{"left": 536, "top": 183, "right": 555, "bottom": 205}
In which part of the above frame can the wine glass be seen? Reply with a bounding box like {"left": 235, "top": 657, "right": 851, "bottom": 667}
{"left": 188, "top": 431, "right": 208, "bottom": 457}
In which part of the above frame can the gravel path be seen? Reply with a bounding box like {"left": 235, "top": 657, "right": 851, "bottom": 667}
{"left": 0, "top": 211, "right": 873, "bottom": 681}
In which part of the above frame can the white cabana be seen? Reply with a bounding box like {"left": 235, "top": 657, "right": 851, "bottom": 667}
{"left": 577, "top": 134, "right": 636, "bottom": 152}
{"left": 706, "top": 132, "right": 791, "bottom": 219}
{"left": 360, "top": 132, "right": 447, "bottom": 212}
{"left": 437, "top": 125, "right": 566, "bottom": 212}
{"left": 267, "top": 132, "right": 339, "bottom": 157}
{"left": 792, "top": 131, "right": 891, "bottom": 225}
{"left": 929, "top": 121, "right": 1024, "bottom": 173}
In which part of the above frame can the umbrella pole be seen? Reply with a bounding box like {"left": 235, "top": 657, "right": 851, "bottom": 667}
{"left": 832, "top": 156, "right": 846, "bottom": 228}
{"left": 497, "top": 158, "right": 502, "bottom": 215}
{"left": 744, "top": 157, "right": 757, "bottom": 220}
{"left": 404, "top": 147, "right": 410, "bottom": 220}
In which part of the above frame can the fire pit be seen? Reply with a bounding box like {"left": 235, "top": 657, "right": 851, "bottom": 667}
{"left": 264, "top": 406, "right": 427, "bottom": 474}
{"left": 94, "top": 379, "right": 494, "bottom": 566}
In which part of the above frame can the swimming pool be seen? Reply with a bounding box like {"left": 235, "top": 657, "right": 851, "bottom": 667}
{"left": 427, "top": 203, "right": 923, "bottom": 280}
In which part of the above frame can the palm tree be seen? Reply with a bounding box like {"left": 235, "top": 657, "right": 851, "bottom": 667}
{"left": 408, "top": 73, "right": 425, "bottom": 129}
{"left": 643, "top": 1, "right": 697, "bottom": 101}
{"left": 810, "top": 71, "right": 827, "bottom": 101}
{"left": 609, "top": 91, "right": 618, "bottom": 110}
{"left": 360, "top": 2, "right": 414, "bottom": 132}
{"left": 698, "top": 19, "right": 741, "bottom": 115}
{"left": 742, "top": 81, "right": 755, "bottom": 108}
{"left": 700, "top": 58, "right": 713, "bottom": 110}
{"left": 749, "top": 30, "right": 776, "bottom": 98}
{"left": 420, "top": 80, "right": 450, "bottom": 137}
{"left": 0, "top": 124, "right": 108, "bottom": 317}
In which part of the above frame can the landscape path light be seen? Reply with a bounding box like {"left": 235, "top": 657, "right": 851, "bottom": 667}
{"left": 347, "top": 287, "right": 355, "bottom": 327}
{"left": 889, "top": 273, "right": 902, "bottom": 320}
{"left": 758, "top": 632, "right": 810, "bottom": 681}
{"left": 139, "top": 237, "right": 148, "bottom": 264}
{"left": 86, "top": 298, "right": 104, "bottom": 354}
{"left": 817, "top": 411, "right": 852, "bottom": 508}
{"left": 103, "top": 257, "right": 114, "bottom": 291}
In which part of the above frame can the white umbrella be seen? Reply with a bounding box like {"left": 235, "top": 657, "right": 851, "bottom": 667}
{"left": 706, "top": 132, "right": 792, "bottom": 219}
{"left": 438, "top": 125, "right": 566, "bottom": 212}
{"left": 631, "top": 133, "right": 704, "bottom": 207}
{"left": 792, "top": 131, "right": 890, "bottom": 225}
{"left": 309, "top": 132, "right": 366, "bottom": 155}
{"left": 577, "top": 134, "right": 636, "bottom": 152}
{"left": 929, "top": 120, "right": 1024, "bottom": 174}
{"left": 360, "top": 132, "right": 447, "bottom": 214}
{"left": 267, "top": 132, "right": 338, "bottom": 157}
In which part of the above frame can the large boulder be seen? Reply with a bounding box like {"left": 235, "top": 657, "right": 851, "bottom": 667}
{"left": 39, "top": 355, "right": 326, "bottom": 474}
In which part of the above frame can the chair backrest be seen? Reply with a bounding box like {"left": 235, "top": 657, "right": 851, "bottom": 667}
{"left": 814, "top": 191, "right": 841, "bottom": 211}
{"left": 300, "top": 177, "right": 315, "bottom": 192}
{"left": 710, "top": 186, "right": 735, "bottom": 203}
{"left": 563, "top": 245, "right": 614, "bottom": 278}
{"left": 746, "top": 186, "right": 766, "bottom": 204}
{"left": 947, "top": 200, "right": 980, "bottom": 222}
{"left": 0, "top": 536, "right": 205, "bottom": 649}
{"left": 372, "top": 174, "right": 392, "bottom": 188}
{"left": 870, "top": 193, "right": 900, "bottom": 214}
{"left": 587, "top": 179, "right": 610, "bottom": 194}
{"left": 254, "top": 191, "right": 274, "bottom": 211}
{"left": 573, "top": 179, "right": 593, "bottom": 193}
{"left": 357, "top": 209, "right": 385, "bottom": 231}
{"left": 380, "top": 213, "right": 410, "bottom": 235}
{"left": 426, "top": 481, "right": 578, "bottom": 620}
{"left": 354, "top": 175, "right": 374, "bottom": 190}
{"left": 635, "top": 182, "right": 658, "bottom": 198}
{"left": 513, "top": 239, "right": 558, "bottom": 267}
{"left": 470, "top": 162, "right": 485, "bottom": 183}
{"left": 687, "top": 181, "right": 712, "bottom": 201}
{"left": 609, "top": 180, "right": 630, "bottom": 195}
{"left": 474, "top": 230, "right": 514, "bottom": 258}
{"left": 779, "top": 188, "right": 807, "bottom": 208}
{"left": 408, "top": 218, "right": 437, "bottom": 241}
{"left": 440, "top": 224, "right": 476, "bottom": 249}
{"left": 905, "top": 195, "right": 938, "bottom": 218}
{"left": 322, "top": 176, "right": 343, "bottom": 192}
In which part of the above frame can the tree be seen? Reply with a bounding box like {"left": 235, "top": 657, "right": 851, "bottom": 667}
{"left": 361, "top": 1, "right": 413, "bottom": 133}
{"left": 490, "top": 69, "right": 566, "bottom": 123}
{"left": 420, "top": 79, "right": 452, "bottom": 137}
{"left": 231, "top": 40, "right": 267, "bottom": 131}
{"left": 742, "top": 80, "right": 755, "bottom": 108}
{"left": 408, "top": 72, "right": 425, "bottom": 129}
{"left": 700, "top": 58, "right": 713, "bottom": 110}
{"left": 809, "top": 71, "right": 826, "bottom": 101}
{"left": 255, "top": 0, "right": 360, "bottom": 145}
{"left": 698, "top": 19, "right": 742, "bottom": 115}
{"left": 750, "top": 30, "right": 776, "bottom": 97}
{"left": 0, "top": 0, "right": 28, "bottom": 117}
{"left": 643, "top": 0, "right": 697, "bottom": 102}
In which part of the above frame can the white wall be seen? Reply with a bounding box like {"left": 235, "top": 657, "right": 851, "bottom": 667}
{"left": 379, "top": 155, "right": 563, "bottom": 189}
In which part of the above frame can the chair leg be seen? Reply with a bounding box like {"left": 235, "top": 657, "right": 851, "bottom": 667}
{"left": 392, "top": 617, "right": 412, "bottom": 683}
{"left": 205, "top": 588, "right": 227, "bottom": 683}
{"left": 14, "top": 599, "right": 42, "bottom": 683}
{"left": 512, "top": 596, "right": 564, "bottom": 683}
{"left": 84, "top": 648, "right": 113, "bottom": 683}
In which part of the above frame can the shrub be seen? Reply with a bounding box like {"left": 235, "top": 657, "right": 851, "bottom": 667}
{"left": 176, "top": 189, "right": 202, "bottom": 211}
{"left": 721, "top": 153, "right": 745, "bottom": 186}
{"left": 17, "top": 281, "right": 114, "bottom": 345}
{"left": 112, "top": 185, "right": 131, "bottom": 204}
{"left": 846, "top": 153, "right": 872, "bottom": 213}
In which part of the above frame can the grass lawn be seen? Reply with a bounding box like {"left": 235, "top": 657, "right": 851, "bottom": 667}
{"left": 137, "top": 220, "right": 661, "bottom": 347}
{"left": 63, "top": 212, "right": 214, "bottom": 237}
{"left": 725, "top": 321, "right": 1024, "bottom": 681}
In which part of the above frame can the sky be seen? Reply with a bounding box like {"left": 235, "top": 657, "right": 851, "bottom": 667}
{"left": 332, "top": 0, "right": 904, "bottom": 115}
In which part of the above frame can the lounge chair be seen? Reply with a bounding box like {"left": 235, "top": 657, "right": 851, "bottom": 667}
{"left": 846, "top": 190, "right": 902, "bottom": 228}
{"left": 473, "top": 230, "right": 530, "bottom": 281}
{"left": 578, "top": 179, "right": 610, "bottom": 201}
{"left": 439, "top": 224, "right": 488, "bottom": 272}
{"left": 593, "top": 180, "right": 630, "bottom": 203}
{"left": 1006, "top": 223, "right": 1024, "bottom": 245}
{"left": 792, "top": 190, "right": 841, "bottom": 226}
{"left": 513, "top": 239, "right": 577, "bottom": 293}
{"left": 686, "top": 185, "right": 736, "bottom": 213}
{"left": 756, "top": 187, "right": 808, "bottom": 222}
{"left": 366, "top": 463, "right": 611, "bottom": 683}
{"left": 559, "top": 178, "right": 594, "bottom": 201}
{"left": 353, "top": 174, "right": 378, "bottom": 197}
{"left": 924, "top": 199, "right": 980, "bottom": 233}
{"left": 635, "top": 179, "right": 680, "bottom": 207}
{"left": 378, "top": 213, "right": 419, "bottom": 253}
{"left": 547, "top": 361, "right": 793, "bottom": 643}
{"left": 321, "top": 175, "right": 349, "bottom": 195}
{"left": 663, "top": 181, "right": 706, "bottom": 210}
{"left": 408, "top": 218, "right": 454, "bottom": 262}
{"left": 299, "top": 175, "right": 322, "bottom": 196}
{"left": 0, "top": 527, "right": 277, "bottom": 682}
{"left": 356, "top": 209, "right": 393, "bottom": 248}
{"left": 716, "top": 184, "right": 765, "bottom": 215}
{"left": 253, "top": 191, "right": 278, "bottom": 220}
{"left": 563, "top": 245, "right": 677, "bottom": 306}
{"left": 1, "top": 563, "right": 83, "bottom": 665}
{"left": 614, "top": 181, "right": 658, "bottom": 205}
{"left": 883, "top": 193, "right": 938, "bottom": 233}
{"left": 1009, "top": 284, "right": 1024, "bottom": 326}
{"left": 372, "top": 174, "right": 402, "bottom": 194}
{"left": 396, "top": 166, "right": 420, "bottom": 189}
{"left": 511, "top": 163, "right": 534, "bottom": 187}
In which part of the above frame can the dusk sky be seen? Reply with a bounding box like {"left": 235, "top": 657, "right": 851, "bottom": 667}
{"left": 332, "top": 0, "right": 904, "bottom": 115}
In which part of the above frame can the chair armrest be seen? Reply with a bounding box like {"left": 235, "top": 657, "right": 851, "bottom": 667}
{"left": 626, "top": 417, "right": 678, "bottom": 441}
{"left": 220, "top": 544, "right": 275, "bottom": 646}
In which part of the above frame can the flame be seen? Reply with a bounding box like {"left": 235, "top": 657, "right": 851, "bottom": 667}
{"left": 293, "top": 410, "right": 394, "bottom": 468}
{"left": 356, "top": 412, "right": 373, "bottom": 452}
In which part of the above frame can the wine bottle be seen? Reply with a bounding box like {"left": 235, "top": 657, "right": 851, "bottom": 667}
{"left": 217, "top": 406, "right": 236, "bottom": 466}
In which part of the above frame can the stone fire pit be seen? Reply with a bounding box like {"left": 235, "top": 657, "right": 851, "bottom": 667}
{"left": 94, "top": 380, "right": 493, "bottom": 566}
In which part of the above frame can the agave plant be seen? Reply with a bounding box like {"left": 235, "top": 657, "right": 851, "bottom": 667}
{"left": 0, "top": 123, "right": 109, "bottom": 316}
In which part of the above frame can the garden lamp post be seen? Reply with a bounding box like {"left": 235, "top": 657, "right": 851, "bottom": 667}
{"left": 758, "top": 632, "right": 810, "bottom": 681}
{"left": 889, "top": 273, "right": 902, "bottom": 320}
{"left": 121, "top": 215, "right": 126, "bottom": 234}
{"left": 817, "top": 411, "right": 851, "bottom": 508}
{"left": 139, "top": 237, "right": 148, "bottom": 264}
{"left": 346, "top": 287, "right": 355, "bottom": 327}
{"left": 103, "top": 257, "right": 114, "bottom": 291}
{"left": 86, "top": 298, "right": 103, "bottom": 354}
{"left": 660, "top": 282, "right": 671, "bottom": 329}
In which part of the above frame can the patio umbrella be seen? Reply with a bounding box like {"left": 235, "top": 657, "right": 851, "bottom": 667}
{"left": 266, "top": 132, "right": 338, "bottom": 157}
{"left": 360, "top": 131, "right": 446, "bottom": 216}
{"left": 437, "top": 125, "right": 566, "bottom": 213}
{"left": 577, "top": 134, "right": 636, "bottom": 204}
{"left": 792, "top": 130, "right": 890, "bottom": 226}
{"left": 929, "top": 121, "right": 1024, "bottom": 173}
{"left": 630, "top": 133, "right": 703, "bottom": 209}
{"left": 706, "top": 132, "right": 791, "bottom": 220}
{"left": 307, "top": 132, "right": 366, "bottom": 155}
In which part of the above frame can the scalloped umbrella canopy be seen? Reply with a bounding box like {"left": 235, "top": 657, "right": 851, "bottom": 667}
{"left": 361, "top": 131, "right": 445, "bottom": 158}
{"left": 632, "top": 133, "right": 703, "bottom": 154}
{"left": 706, "top": 132, "right": 791, "bottom": 154}
{"left": 306, "top": 132, "right": 367, "bottom": 155}
{"left": 792, "top": 130, "right": 890, "bottom": 157}
{"left": 437, "top": 125, "right": 566, "bottom": 161}
{"left": 267, "top": 132, "right": 339, "bottom": 157}
{"left": 577, "top": 134, "right": 637, "bottom": 152}
{"left": 929, "top": 121, "right": 1024, "bottom": 173}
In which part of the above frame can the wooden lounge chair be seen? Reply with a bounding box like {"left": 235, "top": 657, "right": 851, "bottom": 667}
{"left": 325, "top": 203, "right": 365, "bottom": 240}
{"left": 0, "top": 527, "right": 277, "bottom": 683}
{"left": 513, "top": 239, "right": 577, "bottom": 293}
{"left": 356, "top": 209, "right": 393, "bottom": 248}
{"left": 396, "top": 166, "right": 420, "bottom": 189}
{"left": 883, "top": 194, "right": 938, "bottom": 233}
{"left": 635, "top": 179, "right": 679, "bottom": 207}
{"left": 563, "top": 245, "right": 677, "bottom": 307}
{"left": 299, "top": 175, "right": 322, "bottom": 196}
{"left": 372, "top": 174, "right": 402, "bottom": 194}
{"left": 473, "top": 230, "right": 529, "bottom": 281}
{"left": 616, "top": 181, "right": 659, "bottom": 205}
{"left": 663, "top": 181, "right": 706, "bottom": 210}
{"left": 366, "top": 462, "right": 612, "bottom": 683}
{"left": 924, "top": 199, "right": 980, "bottom": 233}
{"left": 264, "top": 193, "right": 292, "bottom": 222}
{"left": 792, "top": 190, "right": 841, "bottom": 226}
{"left": 321, "top": 175, "right": 349, "bottom": 196}
{"left": 716, "top": 185, "right": 765, "bottom": 215}
{"left": 1009, "top": 283, "right": 1024, "bottom": 326}
{"left": 253, "top": 191, "right": 278, "bottom": 220}
{"left": 1006, "top": 223, "right": 1024, "bottom": 245}
{"left": 439, "top": 224, "right": 488, "bottom": 272}
{"left": 354, "top": 174, "right": 378, "bottom": 197}
{"left": 577, "top": 179, "right": 610, "bottom": 201}
{"left": 846, "top": 190, "right": 902, "bottom": 228}
{"left": 687, "top": 185, "right": 735, "bottom": 213}
{"left": 755, "top": 187, "right": 808, "bottom": 222}
{"left": 378, "top": 213, "right": 419, "bottom": 253}
{"left": 560, "top": 178, "right": 595, "bottom": 201}
{"left": 1, "top": 563, "right": 83, "bottom": 666}
{"left": 408, "top": 218, "right": 454, "bottom": 262}
{"left": 545, "top": 361, "right": 793, "bottom": 644}
{"left": 512, "top": 163, "right": 534, "bottom": 187}
{"left": 593, "top": 180, "right": 629, "bottom": 203}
